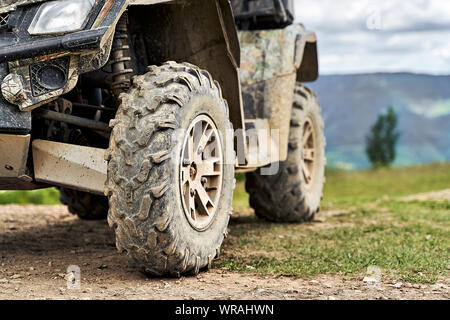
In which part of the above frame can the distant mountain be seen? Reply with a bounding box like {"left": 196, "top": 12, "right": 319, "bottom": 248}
{"left": 307, "top": 73, "right": 450, "bottom": 169}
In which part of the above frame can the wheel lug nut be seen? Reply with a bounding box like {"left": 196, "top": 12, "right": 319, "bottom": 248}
{"left": 190, "top": 189, "right": 195, "bottom": 197}
{"left": 201, "top": 177, "right": 208, "bottom": 185}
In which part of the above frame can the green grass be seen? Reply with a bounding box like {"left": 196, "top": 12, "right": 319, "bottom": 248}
{"left": 218, "top": 163, "right": 450, "bottom": 283}
{"left": 323, "top": 162, "right": 450, "bottom": 208}
{"left": 234, "top": 162, "right": 450, "bottom": 212}
{"left": 0, "top": 188, "right": 60, "bottom": 205}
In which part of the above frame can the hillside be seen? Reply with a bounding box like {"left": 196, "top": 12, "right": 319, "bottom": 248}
{"left": 308, "top": 73, "right": 450, "bottom": 169}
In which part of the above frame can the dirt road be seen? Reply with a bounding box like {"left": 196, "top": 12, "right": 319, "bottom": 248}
{"left": 0, "top": 205, "right": 448, "bottom": 300}
{"left": 401, "top": 189, "right": 450, "bottom": 202}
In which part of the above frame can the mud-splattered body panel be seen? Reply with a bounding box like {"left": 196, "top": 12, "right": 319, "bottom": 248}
{"left": 238, "top": 24, "right": 317, "bottom": 161}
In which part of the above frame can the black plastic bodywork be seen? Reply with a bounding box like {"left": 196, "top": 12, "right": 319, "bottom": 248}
{"left": 231, "top": 0, "right": 294, "bottom": 30}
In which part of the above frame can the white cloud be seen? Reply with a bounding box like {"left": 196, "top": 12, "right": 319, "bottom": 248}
{"left": 294, "top": 0, "right": 450, "bottom": 74}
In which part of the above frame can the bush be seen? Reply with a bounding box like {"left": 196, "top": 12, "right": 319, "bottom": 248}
{"left": 365, "top": 106, "right": 400, "bottom": 168}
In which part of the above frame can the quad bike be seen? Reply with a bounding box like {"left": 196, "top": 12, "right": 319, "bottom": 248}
{"left": 0, "top": 0, "right": 325, "bottom": 276}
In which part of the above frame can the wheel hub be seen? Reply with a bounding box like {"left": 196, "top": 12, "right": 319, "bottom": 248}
{"left": 179, "top": 115, "right": 223, "bottom": 231}
{"left": 301, "top": 118, "right": 316, "bottom": 188}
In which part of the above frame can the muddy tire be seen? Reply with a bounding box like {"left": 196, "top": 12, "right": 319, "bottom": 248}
{"left": 59, "top": 188, "right": 108, "bottom": 220}
{"left": 105, "top": 61, "right": 234, "bottom": 277}
{"left": 246, "top": 84, "right": 326, "bottom": 222}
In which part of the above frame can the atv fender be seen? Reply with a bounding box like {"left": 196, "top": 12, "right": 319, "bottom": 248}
{"left": 297, "top": 32, "right": 319, "bottom": 82}
{"left": 127, "top": 0, "right": 244, "bottom": 132}
{"left": 126, "top": 0, "right": 247, "bottom": 162}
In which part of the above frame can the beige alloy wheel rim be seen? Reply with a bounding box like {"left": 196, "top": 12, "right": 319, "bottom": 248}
{"left": 179, "top": 114, "right": 224, "bottom": 231}
{"left": 301, "top": 117, "right": 316, "bottom": 188}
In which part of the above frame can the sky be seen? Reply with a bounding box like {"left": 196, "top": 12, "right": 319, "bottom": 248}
{"left": 294, "top": 0, "right": 450, "bottom": 75}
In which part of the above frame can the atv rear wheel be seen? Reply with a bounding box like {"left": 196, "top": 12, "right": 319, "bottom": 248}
{"left": 246, "top": 84, "right": 326, "bottom": 222}
{"left": 105, "top": 62, "right": 234, "bottom": 277}
{"left": 59, "top": 188, "right": 108, "bottom": 220}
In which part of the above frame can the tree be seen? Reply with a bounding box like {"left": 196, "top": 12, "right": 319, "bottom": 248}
{"left": 365, "top": 106, "right": 400, "bottom": 168}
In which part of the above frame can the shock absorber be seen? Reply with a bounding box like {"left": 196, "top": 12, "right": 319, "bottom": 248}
{"left": 109, "top": 12, "right": 134, "bottom": 99}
